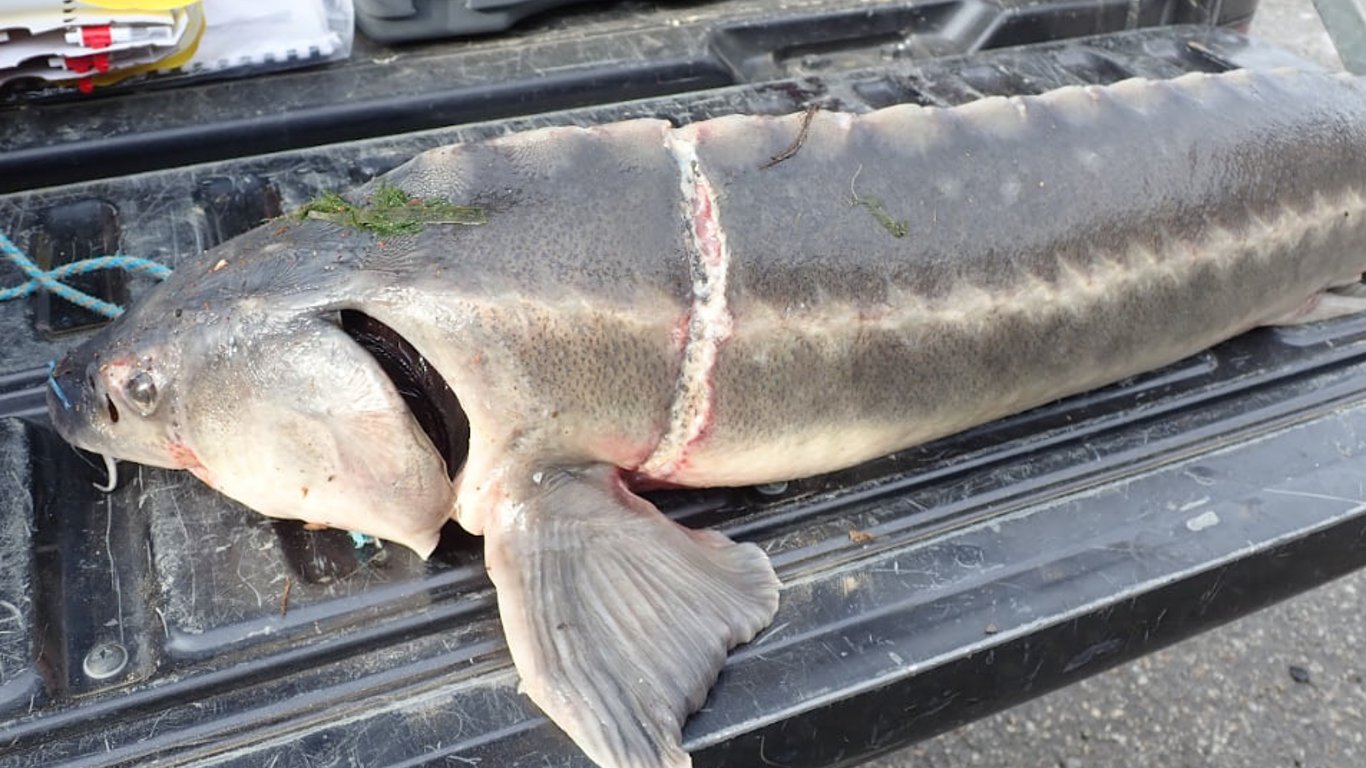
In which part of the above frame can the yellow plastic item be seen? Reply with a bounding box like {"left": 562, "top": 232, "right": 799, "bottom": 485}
{"left": 73, "top": 0, "right": 200, "bottom": 9}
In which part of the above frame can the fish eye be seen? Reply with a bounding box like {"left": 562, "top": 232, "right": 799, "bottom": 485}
{"left": 124, "top": 371, "right": 158, "bottom": 415}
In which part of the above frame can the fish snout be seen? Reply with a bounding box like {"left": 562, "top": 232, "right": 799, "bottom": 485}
{"left": 46, "top": 347, "right": 171, "bottom": 471}
{"left": 47, "top": 353, "right": 107, "bottom": 444}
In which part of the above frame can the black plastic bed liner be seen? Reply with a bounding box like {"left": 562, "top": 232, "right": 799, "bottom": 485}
{"left": 4, "top": 2, "right": 1365, "bottom": 766}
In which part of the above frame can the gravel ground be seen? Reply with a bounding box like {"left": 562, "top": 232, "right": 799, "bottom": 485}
{"left": 1252, "top": 0, "right": 1344, "bottom": 69}
{"left": 865, "top": 4, "right": 1365, "bottom": 767}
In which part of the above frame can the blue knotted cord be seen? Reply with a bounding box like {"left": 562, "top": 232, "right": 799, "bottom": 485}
{"left": 0, "top": 231, "right": 171, "bottom": 318}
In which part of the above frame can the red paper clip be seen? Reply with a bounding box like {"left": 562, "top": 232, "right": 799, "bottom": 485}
{"left": 81, "top": 25, "right": 113, "bottom": 49}
{"left": 64, "top": 53, "right": 111, "bottom": 74}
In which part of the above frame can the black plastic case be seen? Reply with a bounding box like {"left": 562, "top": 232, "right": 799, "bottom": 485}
{"left": 354, "top": 0, "right": 602, "bottom": 40}
{"left": 6, "top": 1, "right": 1366, "bottom": 766}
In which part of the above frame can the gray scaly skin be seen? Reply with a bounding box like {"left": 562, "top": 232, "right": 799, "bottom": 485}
{"left": 47, "top": 68, "right": 1366, "bottom": 767}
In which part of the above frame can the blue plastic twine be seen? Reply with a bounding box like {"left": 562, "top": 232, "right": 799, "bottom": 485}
{"left": 0, "top": 231, "right": 171, "bottom": 318}
{"left": 46, "top": 360, "right": 73, "bottom": 410}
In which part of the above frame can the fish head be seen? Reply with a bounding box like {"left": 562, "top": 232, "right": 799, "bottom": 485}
{"left": 47, "top": 229, "right": 459, "bottom": 557}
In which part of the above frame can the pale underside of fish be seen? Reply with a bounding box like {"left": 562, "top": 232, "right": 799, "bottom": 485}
{"left": 47, "top": 68, "right": 1366, "bottom": 767}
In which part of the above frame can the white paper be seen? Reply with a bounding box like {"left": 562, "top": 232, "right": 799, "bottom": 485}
{"left": 0, "top": 3, "right": 177, "bottom": 36}
{"left": 185, "top": 0, "right": 352, "bottom": 72}
{"left": 0, "top": 21, "right": 182, "bottom": 69}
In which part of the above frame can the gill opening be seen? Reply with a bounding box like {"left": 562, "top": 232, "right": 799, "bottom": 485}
{"left": 337, "top": 310, "right": 469, "bottom": 481}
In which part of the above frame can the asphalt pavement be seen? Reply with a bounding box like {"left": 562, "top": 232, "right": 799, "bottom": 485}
{"left": 864, "top": 4, "right": 1364, "bottom": 767}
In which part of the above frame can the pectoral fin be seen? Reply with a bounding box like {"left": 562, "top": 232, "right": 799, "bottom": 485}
{"left": 484, "top": 464, "right": 780, "bottom": 768}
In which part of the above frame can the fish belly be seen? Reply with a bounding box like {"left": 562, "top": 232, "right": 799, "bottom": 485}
{"left": 638, "top": 69, "right": 1366, "bottom": 487}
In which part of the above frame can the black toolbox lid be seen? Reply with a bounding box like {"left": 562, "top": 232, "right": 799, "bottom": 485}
{"left": 5, "top": 2, "right": 1365, "bottom": 766}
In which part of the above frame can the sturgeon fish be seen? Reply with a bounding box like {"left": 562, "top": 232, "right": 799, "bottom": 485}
{"left": 47, "top": 68, "right": 1366, "bottom": 767}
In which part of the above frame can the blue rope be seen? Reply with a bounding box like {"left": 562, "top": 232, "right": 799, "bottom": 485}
{"left": 348, "top": 531, "right": 378, "bottom": 548}
{"left": 0, "top": 231, "right": 171, "bottom": 318}
{"left": 47, "top": 360, "right": 72, "bottom": 410}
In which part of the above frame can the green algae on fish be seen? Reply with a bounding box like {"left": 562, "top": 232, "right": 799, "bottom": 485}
{"left": 851, "top": 194, "right": 909, "bottom": 238}
{"left": 298, "top": 182, "right": 486, "bottom": 236}
{"left": 848, "top": 165, "right": 908, "bottom": 239}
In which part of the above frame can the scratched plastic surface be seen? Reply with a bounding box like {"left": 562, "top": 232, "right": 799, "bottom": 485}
{"left": 4, "top": 19, "right": 1366, "bottom": 768}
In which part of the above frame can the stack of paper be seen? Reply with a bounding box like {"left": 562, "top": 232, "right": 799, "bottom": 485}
{"left": 1, "top": 0, "right": 351, "bottom": 96}
{"left": 1, "top": 1, "right": 202, "bottom": 93}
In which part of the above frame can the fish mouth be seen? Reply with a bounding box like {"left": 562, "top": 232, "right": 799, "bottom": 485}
{"left": 339, "top": 310, "right": 469, "bottom": 480}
